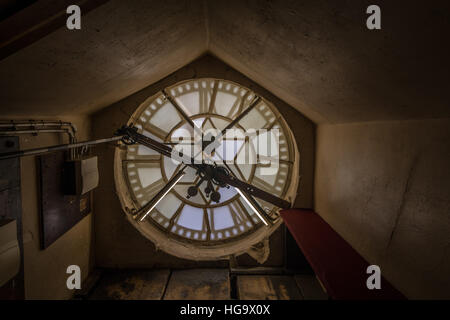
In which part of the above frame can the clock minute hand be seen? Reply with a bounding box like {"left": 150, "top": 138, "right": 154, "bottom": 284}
{"left": 115, "top": 125, "right": 197, "bottom": 222}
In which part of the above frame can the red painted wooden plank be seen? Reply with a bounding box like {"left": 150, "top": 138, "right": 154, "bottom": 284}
{"left": 280, "top": 209, "right": 406, "bottom": 300}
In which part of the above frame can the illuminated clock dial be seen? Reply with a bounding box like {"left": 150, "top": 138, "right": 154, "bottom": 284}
{"left": 114, "top": 78, "right": 299, "bottom": 259}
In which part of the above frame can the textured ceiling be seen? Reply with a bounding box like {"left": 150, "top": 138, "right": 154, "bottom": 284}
{"left": 209, "top": 0, "right": 450, "bottom": 123}
{"left": 0, "top": 0, "right": 449, "bottom": 123}
{"left": 0, "top": 0, "right": 206, "bottom": 116}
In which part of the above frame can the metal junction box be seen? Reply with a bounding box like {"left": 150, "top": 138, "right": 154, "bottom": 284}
{"left": 63, "top": 156, "right": 99, "bottom": 196}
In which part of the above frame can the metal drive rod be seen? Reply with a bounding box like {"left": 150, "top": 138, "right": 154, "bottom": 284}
{"left": 0, "top": 121, "right": 77, "bottom": 138}
{"left": 0, "top": 129, "right": 71, "bottom": 135}
{"left": 0, "top": 121, "right": 74, "bottom": 127}
{"left": 0, "top": 136, "right": 124, "bottom": 160}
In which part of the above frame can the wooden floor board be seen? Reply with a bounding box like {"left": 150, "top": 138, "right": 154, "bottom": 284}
{"left": 163, "top": 269, "right": 230, "bottom": 300}
{"left": 86, "top": 269, "right": 317, "bottom": 300}
{"left": 237, "top": 275, "right": 303, "bottom": 300}
{"left": 88, "top": 269, "right": 170, "bottom": 300}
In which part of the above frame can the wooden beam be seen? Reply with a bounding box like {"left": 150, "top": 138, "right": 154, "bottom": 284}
{"left": 0, "top": 0, "right": 110, "bottom": 61}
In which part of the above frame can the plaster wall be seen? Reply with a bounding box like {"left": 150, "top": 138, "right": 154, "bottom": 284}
{"left": 315, "top": 118, "right": 450, "bottom": 299}
{"left": 6, "top": 115, "right": 94, "bottom": 299}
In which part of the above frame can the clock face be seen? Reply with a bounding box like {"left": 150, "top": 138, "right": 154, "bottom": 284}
{"left": 114, "top": 78, "right": 299, "bottom": 259}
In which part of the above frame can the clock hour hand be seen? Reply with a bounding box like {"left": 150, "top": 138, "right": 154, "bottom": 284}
{"left": 214, "top": 168, "right": 291, "bottom": 209}
{"left": 115, "top": 125, "right": 199, "bottom": 168}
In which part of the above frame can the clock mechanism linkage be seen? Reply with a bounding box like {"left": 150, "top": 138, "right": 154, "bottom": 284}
{"left": 115, "top": 125, "right": 291, "bottom": 226}
{"left": 186, "top": 165, "right": 230, "bottom": 203}
{"left": 0, "top": 121, "right": 291, "bottom": 227}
